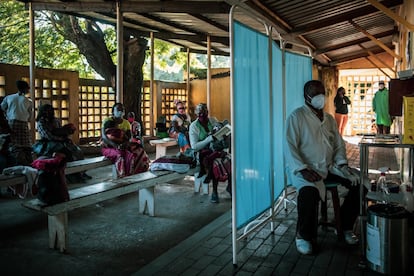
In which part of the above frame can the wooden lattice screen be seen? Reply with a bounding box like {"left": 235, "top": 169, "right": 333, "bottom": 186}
{"left": 339, "top": 73, "right": 387, "bottom": 135}
{"left": 78, "top": 79, "right": 115, "bottom": 143}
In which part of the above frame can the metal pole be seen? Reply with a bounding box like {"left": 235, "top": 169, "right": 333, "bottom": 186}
{"left": 207, "top": 35, "right": 211, "bottom": 110}
{"left": 116, "top": 1, "right": 123, "bottom": 103}
{"left": 28, "top": 3, "right": 36, "bottom": 142}
{"left": 150, "top": 32, "right": 155, "bottom": 135}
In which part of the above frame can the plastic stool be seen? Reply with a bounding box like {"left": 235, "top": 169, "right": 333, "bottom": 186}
{"left": 320, "top": 181, "right": 344, "bottom": 240}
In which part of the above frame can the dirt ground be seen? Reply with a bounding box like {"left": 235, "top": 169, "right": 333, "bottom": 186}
{"left": 0, "top": 164, "right": 231, "bottom": 276}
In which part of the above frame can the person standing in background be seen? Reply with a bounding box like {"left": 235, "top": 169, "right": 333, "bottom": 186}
{"left": 334, "top": 87, "right": 351, "bottom": 136}
{"left": 372, "top": 80, "right": 392, "bottom": 135}
{"left": 0, "top": 80, "right": 33, "bottom": 165}
{"left": 0, "top": 96, "right": 16, "bottom": 172}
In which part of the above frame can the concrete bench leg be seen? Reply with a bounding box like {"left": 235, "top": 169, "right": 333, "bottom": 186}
{"left": 48, "top": 212, "right": 68, "bottom": 253}
{"left": 194, "top": 173, "right": 209, "bottom": 195}
{"left": 139, "top": 187, "right": 155, "bottom": 216}
{"left": 112, "top": 165, "right": 118, "bottom": 179}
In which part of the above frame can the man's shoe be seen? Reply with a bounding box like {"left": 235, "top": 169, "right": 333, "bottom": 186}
{"left": 211, "top": 192, "right": 219, "bottom": 203}
{"left": 344, "top": 230, "right": 359, "bottom": 245}
{"left": 295, "top": 238, "right": 312, "bottom": 255}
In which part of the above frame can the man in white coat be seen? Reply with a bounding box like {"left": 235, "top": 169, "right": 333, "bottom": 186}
{"left": 284, "top": 80, "right": 360, "bottom": 255}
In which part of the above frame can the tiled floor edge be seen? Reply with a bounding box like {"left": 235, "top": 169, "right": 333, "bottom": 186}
{"left": 133, "top": 209, "right": 232, "bottom": 275}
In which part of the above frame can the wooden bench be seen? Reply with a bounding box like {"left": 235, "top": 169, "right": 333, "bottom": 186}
{"left": 149, "top": 139, "right": 178, "bottom": 159}
{"left": 22, "top": 167, "right": 197, "bottom": 252}
{"left": 0, "top": 156, "right": 113, "bottom": 189}
{"left": 65, "top": 156, "right": 112, "bottom": 176}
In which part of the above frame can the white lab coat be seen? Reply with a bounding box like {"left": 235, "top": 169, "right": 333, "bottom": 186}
{"left": 284, "top": 105, "right": 348, "bottom": 197}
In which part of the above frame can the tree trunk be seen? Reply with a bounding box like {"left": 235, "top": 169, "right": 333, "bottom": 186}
{"left": 50, "top": 13, "right": 148, "bottom": 131}
{"left": 123, "top": 37, "right": 147, "bottom": 132}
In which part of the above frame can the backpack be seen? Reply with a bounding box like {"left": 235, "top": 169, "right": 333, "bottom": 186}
{"left": 31, "top": 155, "right": 69, "bottom": 205}
{"left": 212, "top": 154, "right": 231, "bottom": 182}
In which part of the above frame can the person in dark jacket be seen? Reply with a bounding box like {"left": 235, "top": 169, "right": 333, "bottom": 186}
{"left": 334, "top": 87, "right": 351, "bottom": 136}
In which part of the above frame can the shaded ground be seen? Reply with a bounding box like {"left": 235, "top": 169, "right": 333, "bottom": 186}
{"left": 0, "top": 153, "right": 231, "bottom": 276}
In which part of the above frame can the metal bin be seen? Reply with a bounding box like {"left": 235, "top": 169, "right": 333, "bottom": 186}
{"left": 366, "top": 204, "right": 410, "bottom": 275}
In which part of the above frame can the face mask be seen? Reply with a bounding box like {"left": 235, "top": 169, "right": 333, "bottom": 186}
{"left": 309, "top": 94, "right": 325, "bottom": 110}
{"left": 198, "top": 112, "right": 208, "bottom": 122}
{"left": 114, "top": 110, "right": 124, "bottom": 118}
{"left": 127, "top": 118, "right": 134, "bottom": 123}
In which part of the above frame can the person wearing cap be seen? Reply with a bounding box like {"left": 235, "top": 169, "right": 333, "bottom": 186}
{"left": 189, "top": 103, "right": 231, "bottom": 203}
{"left": 372, "top": 80, "right": 392, "bottom": 135}
{"left": 0, "top": 80, "right": 33, "bottom": 165}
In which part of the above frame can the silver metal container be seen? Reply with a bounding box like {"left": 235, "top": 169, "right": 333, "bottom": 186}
{"left": 366, "top": 204, "right": 410, "bottom": 275}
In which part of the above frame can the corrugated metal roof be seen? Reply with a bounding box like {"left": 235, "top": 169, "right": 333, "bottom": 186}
{"left": 20, "top": 0, "right": 403, "bottom": 67}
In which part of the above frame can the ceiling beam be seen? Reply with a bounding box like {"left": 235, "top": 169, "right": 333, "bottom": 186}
{"left": 71, "top": 11, "right": 229, "bottom": 47}
{"left": 329, "top": 45, "right": 394, "bottom": 65}
{"left": 314, "top": 29, "right": 396, "bottom": 55}
{"left": 247, "top": 0, "right": 292, "bottom": 33}
{"left": 290, "top": 0, "right": 403, "bottom": 35}
{"left": 189, "top": 14, "right": 229, "bottom": 32}
{"left": 180, "top": 48, "right": 229, "bottom": 56}
{"left": 139, "top": 13, "right": 200, "bottom": 35}
{"left": 359, "top": 44, "right": 395, "bottom": 74}
{"left": 367, "top": 0, "right": 414, "bottom": 31}
{"left": 349, "top": 20, "right": 402, "bottom": 61}
{"left": 28, "top": 1, "right": 231, "bottom": 13}
{"left": 364, "top": 57, "right": 393, "bottom": 79}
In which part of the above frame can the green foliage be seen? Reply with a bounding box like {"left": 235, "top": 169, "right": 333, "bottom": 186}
{"left": 0, "top": 1, "right": 101, "bottom": 78}
{"left": 1, "top": 1, "right": 229, "bottom": 82}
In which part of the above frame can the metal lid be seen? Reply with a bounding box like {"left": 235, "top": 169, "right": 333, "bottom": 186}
{"left": 367, "top": 204, "right": 409, "bottom": 219}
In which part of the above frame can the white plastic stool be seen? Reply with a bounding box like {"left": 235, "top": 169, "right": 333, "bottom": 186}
{"left": 194, "top": 173, "right": 209, "bottom": 194}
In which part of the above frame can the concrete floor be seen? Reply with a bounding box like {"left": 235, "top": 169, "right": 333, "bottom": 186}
{"left": 1, "top": 138, "right": 413, "bottom": 275}
{"left": 0, "top": 146, "right": 231, "bottom": 276}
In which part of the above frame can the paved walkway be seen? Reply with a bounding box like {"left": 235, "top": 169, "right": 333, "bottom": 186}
{"left": 135, "top": 136, "right": 414, "bottom": 276}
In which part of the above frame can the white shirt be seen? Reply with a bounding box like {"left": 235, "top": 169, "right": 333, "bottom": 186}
{"left": 284, "top": 104, "right": 347, "bottom": 191}
{"left": 1, "top": 92, "right": 32, "bottom": 122}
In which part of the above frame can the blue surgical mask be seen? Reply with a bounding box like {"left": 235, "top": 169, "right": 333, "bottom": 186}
{"left": 309, "top": 94, "right": 325, "bottom": 110}
{"left": 114, "top": 110, "right": 125, "bottom": 118}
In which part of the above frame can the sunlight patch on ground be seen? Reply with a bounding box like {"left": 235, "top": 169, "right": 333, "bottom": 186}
{"left": 343, "top": 135, "right": 362, "bottom": 145}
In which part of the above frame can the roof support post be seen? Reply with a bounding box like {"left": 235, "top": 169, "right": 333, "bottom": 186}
{"left": 29, "top": 2, "right": 36, "bottom": 142}
{"left": 207, "top": 35, "right": 211, "bottom": 111}
{"left": 116, "top": 0, "right": 124, "bottom": 103}
{"left": 186, "top": 48, "right": 191, "bottom": 100}
{"left": 150, "top": 32, "right": 155, "bottom": 134}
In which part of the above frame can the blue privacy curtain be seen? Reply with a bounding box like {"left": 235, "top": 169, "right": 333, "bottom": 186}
{"left": 285, "top": 51, "right": 312, "bottom": 116}
{"left": 233, "top": 21, "right": 312, "bottom": 228}
{"left": 270, "top": 42, "right": 284, "bottom": 199}
{"left": 233, "top": 22, "right": 272, "bottom": 227}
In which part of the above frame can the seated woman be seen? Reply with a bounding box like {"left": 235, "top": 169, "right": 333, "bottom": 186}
{"left": 169, "top": 99, "right": 191, "bottom": 153}
{"left": 127, "top": 111, "right": 142, "bottom": 146}
{"left": 33, "top": 103, "right": 90, "bottom": 181}
{"left": 101, "top": 103, "right": 149, "bottom": 178}
{"left": 189, "top": 103, "right": 231, "bottom": 203}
